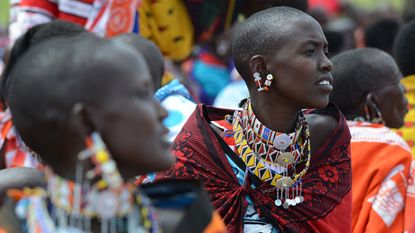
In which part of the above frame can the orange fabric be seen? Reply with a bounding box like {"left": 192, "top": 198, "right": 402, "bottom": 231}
{"left": 203, "top": 211, "right": 227, "bottom": 233}
{"left": 106, "top": 0, "right": 138, "bottom": 37}
{"left": 349, "top": 121, "right": 415, "bottom": 233}
{"left": 406, "top": 161, "right": 415, "bottom": 233}
{"left": 0, "top": 228, "right": 7, "bottom": 233}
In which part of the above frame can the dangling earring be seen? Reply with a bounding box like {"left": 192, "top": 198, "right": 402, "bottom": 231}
{"left": 364, "top": 104, "right": 371, "bottom": 121}
{"left": 253, "top": 72, "right": 264, "bottom": 92}
{"left": 78, "top": 132, "right": 124, "bottom": 191}
{"left": 263, "top": 74, "right": 274, "bottom": 92}
{"left": 364, "top": 102, "right": 385, "bottom": 124}
{"left": 370, "top": 102, "right": 384, "bottom": 124}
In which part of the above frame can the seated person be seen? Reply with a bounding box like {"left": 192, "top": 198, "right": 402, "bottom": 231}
{"left": 330, "top": 48, "right": 415, "bottom": 233}
{"left": 140, "top": 6, "right": 352, "bottom": 233}
{"left": 7, "top": 34, "right": 225, "bottom": 232}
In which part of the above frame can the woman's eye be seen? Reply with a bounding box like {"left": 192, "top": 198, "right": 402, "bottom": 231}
{"left": 137, "top": 90, "right": 151, "bottom": 98}
{"left": 306, "top": 49, "right": 315, "bottom": 56}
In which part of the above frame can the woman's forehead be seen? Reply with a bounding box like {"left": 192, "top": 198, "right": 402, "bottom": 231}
{"left": 277, "top": 19, "right": 327, "bottom": 46}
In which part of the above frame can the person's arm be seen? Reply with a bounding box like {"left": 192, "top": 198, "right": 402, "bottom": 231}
{"left": 0, "top": 167, "right": 45, "bottom": 204}
{"left": 9, "top": 0, "right": 58, "bottom": 44}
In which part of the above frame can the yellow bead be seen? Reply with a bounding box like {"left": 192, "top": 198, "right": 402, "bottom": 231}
{"left": 96, "top": 180, "right": 108, "bottom": 189}
{"left": 96, "top": 150, "right": 109, "bottom": 162}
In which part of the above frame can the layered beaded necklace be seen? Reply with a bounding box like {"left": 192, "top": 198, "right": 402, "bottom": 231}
{"left": 18, "top": 173, "right": 160, "bottom": 233}
{"left": 17, "top": 132, "right": 161, "bottom": 233}
{"left": 232, "top": 99, "right": 311, "bottom": 209}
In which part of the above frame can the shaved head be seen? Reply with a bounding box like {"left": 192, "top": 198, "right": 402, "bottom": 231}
{"left": 232, "top": 6, "right": 314, "bottom": 79}
{"left": 330, "top": 48, "right": 401, "bottom": 117}
{"left": 8, "top": 34, "right": 151, "bottom": 163}
{"left": 112, "top": 33, "right": 164, "bottom": 90}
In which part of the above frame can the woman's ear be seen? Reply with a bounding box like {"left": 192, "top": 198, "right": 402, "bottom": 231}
{"left": 70, "top": 103, "right": 94, "bottom": 136}
{"left": 249, "top": 55, "right": 267, "bottom": 76}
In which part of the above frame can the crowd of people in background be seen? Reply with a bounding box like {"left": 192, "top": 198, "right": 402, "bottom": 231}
{"left": 0, "top": 0, "right": 415, "bottom": 232}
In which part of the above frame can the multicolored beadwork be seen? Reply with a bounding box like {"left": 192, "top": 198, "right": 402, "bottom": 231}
{"left": 263, "top": 74, "right": 274, "bottom": 91}
{"left": 15, "top": 131, "right": 163, "bottom": 233}
{"left": 232, "top": 98, "right": 311, "bottom": 209}
{"left": 253, "top": 72, "right": 264, "bottom": 92}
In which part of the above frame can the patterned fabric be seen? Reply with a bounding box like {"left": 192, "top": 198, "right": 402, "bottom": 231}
{"left": 139, "top": 104, "right": 352, "bottom": 233}
{"left": 10, "top": 0, "right": 97, "bottom": 42}
{"left": 183, "top": 0, "right": 241, "bottom": 42}
{"left": 396, "top": 74, "right": 415, "bottom": 158}
{"left": 10, "top": 0, "right": 194, "bottom": 60}
{"left": 222, "top": 150, "right": 277, "bottom": 232}
{"left": 154, "top": 79, "right": 192, "bottom": 102}
{"left": 0, "top": 109, "right": 42, "bottom": 169}
{"left": 348, "top": 121, "right": 415, "bottom": 233}
{"left": 138, "top": 0, "right": 194, "bottom": 61}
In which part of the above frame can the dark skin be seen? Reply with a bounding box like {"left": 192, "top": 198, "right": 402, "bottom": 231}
{"left": 213, "top": 15, "right": 337, "bottom": 154}
{"left": 347, "top": 69, "right": 407, "bottom": 129}
{"left": 37, "top": 51, "right": 172, "bottom": 181}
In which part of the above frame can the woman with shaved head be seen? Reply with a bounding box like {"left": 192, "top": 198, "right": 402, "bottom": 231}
{"left": 7, "top": 34, "right": 173, "bottom": 232}
{"left": 140, "top": 6, "right": 352, "bottom": 233}
{"left": 330, "top": 48, "right": 415, "bottom": 233}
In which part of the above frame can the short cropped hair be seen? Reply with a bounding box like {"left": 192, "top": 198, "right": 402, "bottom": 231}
{"left": 8, "top": 35, "right": 148, "bottom": 159}
{"left": 113, "top": 33, "right": 164, "bottom": 90}
{"left": 1, "top": 20, "right": 86, "bottom": 102}
{"left": 330, "top": 48, "right": 400, "bottom": 117}
{"left": 232, "top": 6, "right": 308, "bottom": 80}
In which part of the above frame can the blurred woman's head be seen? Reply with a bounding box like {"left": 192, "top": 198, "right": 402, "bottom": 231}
{"left": 8, "top": 34, "right": 174, "bottom": 179}
{"left": 330, "top": 48, "right": 407, "bottom": 128}
{"left": 1, "top": 20, "right": 86, "bottom": 104}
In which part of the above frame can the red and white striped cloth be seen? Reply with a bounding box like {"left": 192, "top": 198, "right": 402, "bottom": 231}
{"left": 0, "top": 109, "right": 42, "bottom": 169}
{"left": 9, "top": 0, "right": 139, "bottom": 44}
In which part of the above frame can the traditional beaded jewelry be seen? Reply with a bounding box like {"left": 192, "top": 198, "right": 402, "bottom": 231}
{"left": 263, "top": 74, "right": 274, "bottom": 91}
{"left": 253, "top": 72, "right": 264, "bottom": 92}
{"left": 232, "top": 99, "right": 311, "bottom": 209}
{"left": 16, "top": 132, "right": 162, "bottom": 233}
{"left": 78, "top": 132, "right": 123, "bottom": 191}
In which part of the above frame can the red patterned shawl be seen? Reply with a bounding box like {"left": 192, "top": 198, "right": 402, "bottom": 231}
{"left": 147, "top": 104, "right": 352, "bottom": 233}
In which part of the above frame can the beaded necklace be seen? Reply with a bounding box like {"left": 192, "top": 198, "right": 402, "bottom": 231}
{"left": 17, "top": 169, "right": 160, "bottom": 233}
{"left": 232, "top": 99, "right": 311, "bottom": 209}
{"left": 17, "top": 132, "right": 161, "bottom": 233}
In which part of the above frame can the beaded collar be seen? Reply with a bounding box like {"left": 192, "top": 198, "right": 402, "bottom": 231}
{"left": 232, "top": 99, "right": 311, "bottom": 208}
{"left": 17, "top": 167, "right": 161, "bottom": 233}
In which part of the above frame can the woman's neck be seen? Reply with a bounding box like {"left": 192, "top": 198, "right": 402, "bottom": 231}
{"left": 250, "top": 96, "right": 301, "bottom": 133}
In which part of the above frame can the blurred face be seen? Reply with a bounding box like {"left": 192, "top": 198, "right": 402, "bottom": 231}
{"left": 264, "top": 16, "right": 333, "bottom": 109}
{"left": 91, "top": 58, "right": 174, "bottom": 178}
{"left": 375, "top": 70, "right": 408, "bottom": 129}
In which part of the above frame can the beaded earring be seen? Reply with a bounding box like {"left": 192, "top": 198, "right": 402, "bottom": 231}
{"left": 78, "top": 132, "right": 124, "bottom": 191}
{"left": 364, "top": 102, "right": 385, "bottom": 124}
{"left": 263, "top": 74, "right": 274, "bottom": 91}
{"left": 253, "top": 72, "right": 264, "bottom": 92}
